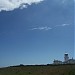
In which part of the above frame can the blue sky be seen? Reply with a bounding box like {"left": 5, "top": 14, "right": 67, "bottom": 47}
{"left": 0, "top": 0, "right": 74, "bottom": 67}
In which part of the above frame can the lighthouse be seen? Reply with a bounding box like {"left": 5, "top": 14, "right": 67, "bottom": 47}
{"left": 64, "top": 53, "right": 69, "bottom": 62}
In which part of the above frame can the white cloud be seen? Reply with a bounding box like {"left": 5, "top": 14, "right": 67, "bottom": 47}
{"left": 31, "top": 24, "right": 70, "bottom": 31}
{"left": 0, "top": 0, "right": 44, "bottom": 12}
{"left": 61, "top": 24, "right": 70, "bottom": 26}
{"left": 54, "top": 24, "right": 70, "bottom": 28}
{"left": 31, "top": 26, "right": 52, "bottom": 31}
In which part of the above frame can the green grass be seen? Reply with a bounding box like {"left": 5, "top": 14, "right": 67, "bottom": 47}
{"left": 0, "top": 64, "right": 75, "bottom": 75}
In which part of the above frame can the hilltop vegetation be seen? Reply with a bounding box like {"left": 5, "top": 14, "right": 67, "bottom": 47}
{"left": 0, "top": 64, "right": 75, "bottom": 75}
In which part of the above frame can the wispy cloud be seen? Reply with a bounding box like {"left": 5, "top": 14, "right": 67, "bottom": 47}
{"left": 61, "top": 24, "right": 70, "bottom": 26}
{"left": 31, "top": 26, "right": 52, "bottom": 31}
{"left": 54, "top": 24, "right": 70, "bottom": 28}
{"left": 0, "top": 0, "right": 44, "bottom": 12}
{"left": 31, "top": 24, "right": 70, "bottom": 31}
{"left": 54, "top": 0, "right": 74, "bottom": 6}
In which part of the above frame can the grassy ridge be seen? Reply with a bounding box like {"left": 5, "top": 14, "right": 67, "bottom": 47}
{"left": 0, "top": 64, "right": 75, "bottom": 75}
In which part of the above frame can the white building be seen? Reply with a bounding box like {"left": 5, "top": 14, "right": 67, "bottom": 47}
{"left": 64, "top": 57, "right": 75, "bottom": 64}
{"left": 53, "top": 60, "right": 62, "bottom": 64}
{"left": 53, "top": 53, "right": 75, "bottom": 64}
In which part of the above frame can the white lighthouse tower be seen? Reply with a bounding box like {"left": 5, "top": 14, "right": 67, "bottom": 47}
{"left": 64, "top": 53, "right": 69, "bottom": 62}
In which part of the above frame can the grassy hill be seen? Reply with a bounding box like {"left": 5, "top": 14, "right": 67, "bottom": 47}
{"left": 0, "top": 64, "right": 75, "bottom": 75}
